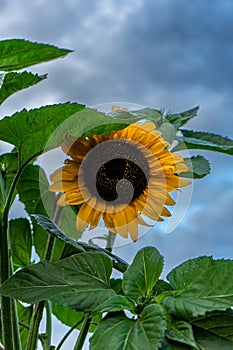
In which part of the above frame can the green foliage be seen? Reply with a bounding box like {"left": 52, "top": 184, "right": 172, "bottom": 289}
{"left": 180, "top": 155, "right": 211, "bottom": 179}
{"left": 122, "top": 246, "right": 164, "bottom": 300}
{"left": 9, "top": 218, "right": 32, "bottom": 270}
{"left": 0, "top": 71, "right": 46, "bottom": 105}
{"left": 0, "top": 252, "right": 115, "bottom": 310}
{"left": 0, "top": 38, "right": 72, "bottom": 71}
{"left": 90, "top": 304, "right": 166, "bottom": 350}
{"left": 174, "top": 129, "right": 233, "bottom": 155}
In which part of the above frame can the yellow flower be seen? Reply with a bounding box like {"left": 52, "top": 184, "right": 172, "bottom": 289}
{"left": 49, "top": 121, "right": 190, "bottom": 241}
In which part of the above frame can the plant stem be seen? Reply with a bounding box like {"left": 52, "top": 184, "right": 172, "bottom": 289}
{"left": 106, "top": 230, "right": 116, "bottom": 252}
{"left": 44, "top": 301, "right": 52, "bottom": 350}
{"left": 56, "top": 317, "right": 85, "bottom": 350}
{"left": 73, "top": 313, "right": 91, "bottom": 350}
{"left": 0, "top": 213, "right": 13, "bottom": 350}
{"left": 25, "top": 302, "right": 45, "bottom": 350}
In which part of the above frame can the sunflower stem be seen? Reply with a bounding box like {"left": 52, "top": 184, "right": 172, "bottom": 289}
{"left": 73, "top": 313, "right": 91, "bottom": 350}
{"left": 105, "top": 230, "right": 116, "bottom": 252}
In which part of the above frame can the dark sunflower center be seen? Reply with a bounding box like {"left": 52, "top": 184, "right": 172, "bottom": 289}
{"left": 81, "top": 139, "right": 150, "bottom": 204}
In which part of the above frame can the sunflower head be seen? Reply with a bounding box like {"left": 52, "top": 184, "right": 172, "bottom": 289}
{"left": 49, "top": 120, "right": 190, "bottom": 241}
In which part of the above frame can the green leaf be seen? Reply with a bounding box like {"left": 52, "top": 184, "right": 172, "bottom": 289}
{"left": 90, "top": 304, "right": 166, "bottom": 350}
{"left": 9, "top": 218, "right": 32, "bottom": 269}
{"left": 17, "top": 302, "right": 33, "bottom": 349}
{"left": 179, "top": 155, "right": 211, "bottom": 179}
{"left": 166, "top": 106, "right": 199, "bottom": 129}
{"left": 163, "top": 257, "right": 233, "bottom": 318}
{"left": 122, "top": 247, "right": 164, "bottom": 300}
{"left": 17, "top": 164, "right": 54, "bottom": 217}
{"left": 93, "top": 295, "right": 135, "bottom": 314}
{"left": 166, "top": 320, "right": 199, "bottom": 349}
{"left": 0, "top": 102, "right": 85, "bottom": 166}
{"left": 0, "top": 38, "right": 72, "bottom": 71}
{"left": 0, "top": 71, "right": 46, "bottom": 105}
{"left": 0, "top": 252, "right": 115, "bottom": 311}
{"left": 32, "top": 214, "right": 128, "bottom": 271}
{"left": 173, "top": 130, "right": 233, "bottom": 156}
{"left": 192, "top": 309, "right": 233, "bottom": 341}
{"left": 193, "top": 327, "right": 233, "bottom": 350}
{"left": 160, "top": 337, "right": 193, "bottom": 349}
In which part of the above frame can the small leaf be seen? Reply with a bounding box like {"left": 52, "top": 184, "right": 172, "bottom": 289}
{"left": 90, "top": 304, "right": 166, "bottom": 350}
{"left": 166, "top": 106, "right": 199, "bottom": 129}
{"left": 173, "top": 129, "right": 233, "bottom": 156}
{"left": 163, "top": 257, "right": 233, "bottom": 318}
{"left": 0, "top": 252, "right": 115, "bottom": 311}
{"left": 93, "top": 295, "right": 135, "bottom": 314}
{"left": 192, "top": 309, "right": 233, "bottom": 341}
{"left": 122, "top": 247, "right": 164, "bottom": 300}
{"left": 166, "top": 320, "right": 199, "bottom": 349}
{"left": 179, "top": 155, "right": 211, "bottom": 179}
{"left": 0, "top": 38, "right": 72, "bottom": 71}
{"left": 0, "top": 71, "right": 46, "bottom": 105}
{"left": 9, "top": 218, "right": 32, "bottom": 269}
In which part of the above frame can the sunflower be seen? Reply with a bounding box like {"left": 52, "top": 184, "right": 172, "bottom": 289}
{"left": 49, "top": 120, "right": 190, "bottom": 241}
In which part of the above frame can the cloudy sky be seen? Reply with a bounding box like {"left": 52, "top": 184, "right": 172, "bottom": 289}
{"left": 1, "top": 0, "right": 233, "bottom": 347}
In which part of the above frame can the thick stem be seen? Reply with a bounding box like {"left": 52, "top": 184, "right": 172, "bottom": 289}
{"left": 73, "top": 314, "right": 91, "bottom": 350}
{"left": 0, "top": 214, "right": 14, "bottom": 350}
{"left": 105, "top": 230, "right": 116, "bottom": 252}
{"left": 44, "top": 301, "right": 52, "bottom": 350}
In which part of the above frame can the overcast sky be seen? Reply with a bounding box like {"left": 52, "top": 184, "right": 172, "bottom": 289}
{"left": 1, "top": 0, "right": 233, "bottom": 348}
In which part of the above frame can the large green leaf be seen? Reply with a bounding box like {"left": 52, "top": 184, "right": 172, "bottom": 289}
{"left": 90, "top": 304, "right": 166, "bottom": 350}
{"left": 0, "top": 71, "right": 46, "bottom": 105}
{"left": 0, "top": 102, "right": 85, "bottom": 166}
{"left": 166, "top": 320, "right": 198, "bottom": 349}
{"left": 179, "top": 155, "right": 211, "bottom": 179}
{"left": 192, "top": 309, "right": 233, "bottom": 341}
{"left": 163, "top": 257, "right": 233, "bottom": 318}
{"left": 9, "top": 218, "right": 32, "bottom": 270}
{"left": 122, "top": 247, "right": 164, "bottom": 300}
{"left": 32, "top": 214, "right": 128, "bottom": 271}
{"left": 0, "top": 252, "right": 115, "bottom": 311}
{"left": 0, "top": 39, "right": 72, "bottom": 71}
{"left": 173, "top": 130, "right": 233, "bottom": 155}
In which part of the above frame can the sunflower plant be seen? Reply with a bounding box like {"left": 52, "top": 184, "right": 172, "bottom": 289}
{"left": 0, "top": 39, "right": 233, "bottom": 350}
